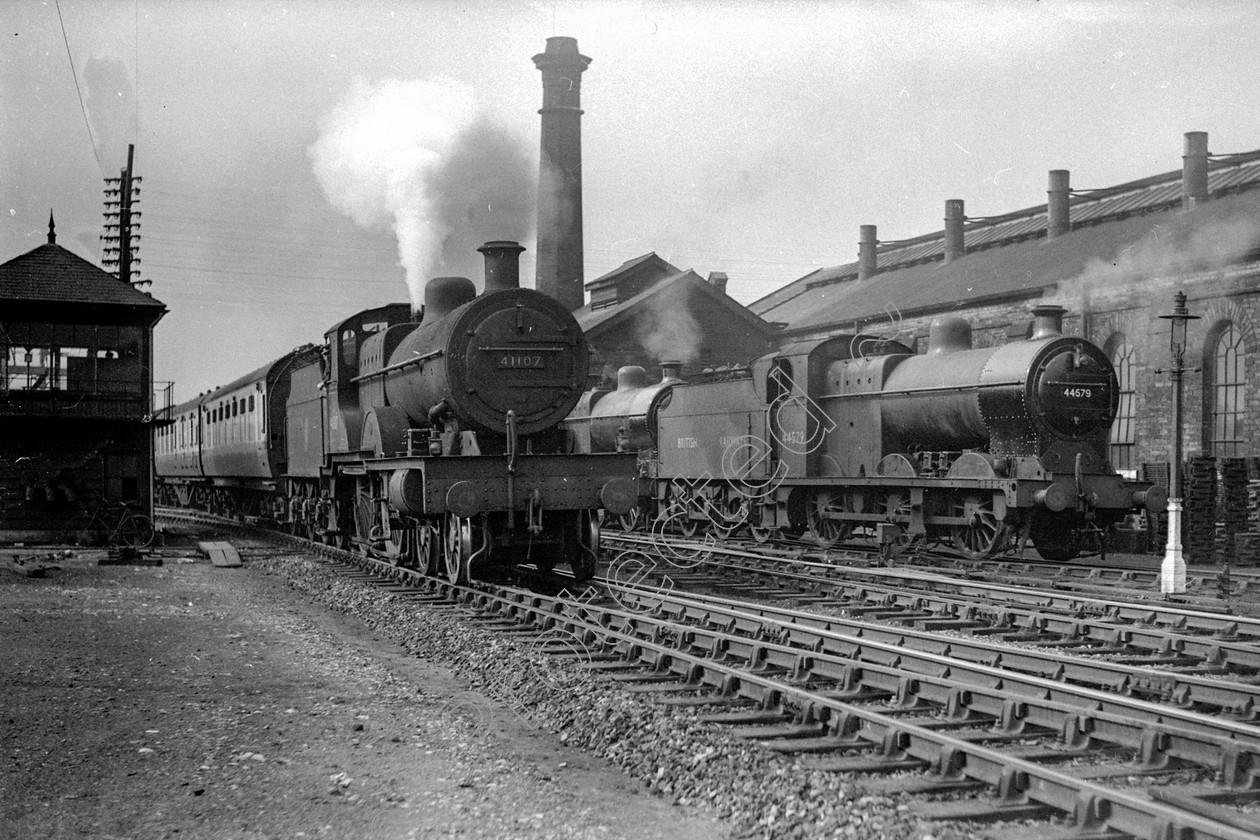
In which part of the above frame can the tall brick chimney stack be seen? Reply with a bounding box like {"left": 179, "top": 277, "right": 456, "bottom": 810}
{"left": 533, "top": 36, "right": 591, "bottom": 312}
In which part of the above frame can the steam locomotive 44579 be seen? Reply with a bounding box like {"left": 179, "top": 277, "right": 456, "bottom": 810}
{"left": 156, "top": 241, "right": 638, "bottom": 582}
{"left": 568, "top": 304, "right": 1166, "bottom": 561}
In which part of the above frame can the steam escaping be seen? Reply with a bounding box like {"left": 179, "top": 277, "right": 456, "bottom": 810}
{"left": 428, "top": 118, "right": 535, "bottom": 277}
{"left": 308, "top": 78, "right": 535, "bottom": 311}
{"left": 1052, "top": 211, "right": 1260, "bottom": 304}
{"left": 636, "top": 280, "right": 702, "bottom": 364}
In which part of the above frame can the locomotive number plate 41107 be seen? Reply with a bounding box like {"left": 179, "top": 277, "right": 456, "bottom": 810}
{"left": 498, "top": 354, "right": 547, "bottom": 369}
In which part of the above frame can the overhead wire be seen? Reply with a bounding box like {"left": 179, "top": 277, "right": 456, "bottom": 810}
{"left": 54, "top": 0, "right": 103, "bottom": 177}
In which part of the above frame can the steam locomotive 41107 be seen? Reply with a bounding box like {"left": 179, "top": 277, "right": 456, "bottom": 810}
{"left": 567, "top": 304, "right": 1166, "bottom": 561}
{"left": 155, "top": 241, "right": 639, "bottom": 582}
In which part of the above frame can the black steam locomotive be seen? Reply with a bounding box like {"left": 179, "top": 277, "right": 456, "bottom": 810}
{"left": 566, "top": 305, "right": 1166, "bottom": 561}
{"left": 156, "top": 241, "right": 638, "bottom": 582}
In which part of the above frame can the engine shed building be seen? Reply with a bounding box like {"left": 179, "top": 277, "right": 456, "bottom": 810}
{"left": 576, "top": 252, "right": 775, "bottom": 385}
{"left": 0, "top": 217, "right": 168, "bottom": 543}
{"left": 752, "top": 131, "right": 1260, "bottom": 562}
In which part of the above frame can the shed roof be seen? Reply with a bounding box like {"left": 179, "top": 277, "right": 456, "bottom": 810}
{"left": 575, "top": 268, "right": 772, "bottom": 339}
{"left": 754, "top": 150, "right": 1260, "bottom": 330}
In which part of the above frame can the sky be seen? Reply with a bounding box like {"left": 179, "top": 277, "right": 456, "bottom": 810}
{"left": 4, "top": 0, "right": 1260, "bottom": 403}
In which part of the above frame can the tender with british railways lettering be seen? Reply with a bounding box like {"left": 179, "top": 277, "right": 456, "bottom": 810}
{"left": 569, "top": 305, "right": 1166, "bottom": 561}
{"left": 156, "top": 241, "right": 638, "bottom": 582}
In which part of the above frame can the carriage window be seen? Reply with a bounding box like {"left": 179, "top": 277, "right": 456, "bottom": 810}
{"left": 1209, "top": 322, "right": 1246, "bottom": 458}
{"left": 248, "top": 395, "right": 254, "bottom": 412}
{"left": 1107, "top": 336, "right": 1136, "bottom": 471}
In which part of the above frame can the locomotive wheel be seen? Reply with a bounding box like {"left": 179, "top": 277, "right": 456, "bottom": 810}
{"left": 618, "top": 506, "right": 643, "bottom": 532}
{"left": 807, "top": 491, "right": 849, "bottom": 549}
{"left": 749, "top": 525, "right": 778, "bottom": 544}
{"left": 670, "top": 496, "right": 700, "bottom": 537}
{"left": 711, "top": 494, "right": 749, "bottom": 540}
{"left": 880, "top": 492, "right": 911, "bottom": 522}
{"left": 384, "top": 525, "right": 409, "bottom": 566}
{"left": 443, "top": 514, "right": 479, "bottom": 585}
{"left": 951, "top": 493, "right": 1003, "bottom": 560}
{"left": 352, "top": 481, "right": 375, "bottom": 554}
{"left": 419, "top": 524, "right": 441, "bottom": 576}
{"left": 1028, "top": 512, "right": 1080, "bottom": 562}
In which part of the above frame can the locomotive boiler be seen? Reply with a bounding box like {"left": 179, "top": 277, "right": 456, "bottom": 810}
{"left": 576, "top": 305, "right": 1166, "bottom": 561}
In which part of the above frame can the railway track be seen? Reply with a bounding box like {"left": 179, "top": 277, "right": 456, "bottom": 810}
{"left": 704, "top": 530, "right": 1260, "bottom": 605}
{"left": 155, "top": 508, "right": 1260, "bottom": 839}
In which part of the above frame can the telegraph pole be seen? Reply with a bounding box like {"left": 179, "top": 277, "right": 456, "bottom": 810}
{"left": 102, "top": 144, "right": 146, "bottom": 287}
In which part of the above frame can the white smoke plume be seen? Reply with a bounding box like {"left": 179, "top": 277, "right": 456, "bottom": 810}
{"left": 637, "top": 280, "right": 702, "bottom": 364}
{"left": 1052, "top": 211, "right": 1260, "bottom": 305}
{"left": 308, "top": 78, "right": 534, "bottom": 311}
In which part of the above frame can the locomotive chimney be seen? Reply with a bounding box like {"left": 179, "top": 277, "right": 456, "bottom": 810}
{"left": 1031, "top": 304, "right": 1066, "bottom": 339}
{"left": 660, "top": 361, "right": 683, "bottom": 382}
{"left": 1047, "top": 170, "right": 1071, "bottom": 240}
{"left": 423, "top": 276, "right": 477, "bottom": 322}
{"left": 533, "top": 36, "right": 592, "bottom": 312}
{"left": 858, "top": 224, "right": 878, "bottom": 281}
{"left": 1182, "top": 131, "right": 1209, "bottom": 210}
{"left": 478, "top": 240, "right": 525, "bottom": 293}
{"left": 943, "top": 200, "right": 965, "bottom": 264}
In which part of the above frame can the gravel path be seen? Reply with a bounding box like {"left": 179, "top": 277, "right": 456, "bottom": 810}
{"left": 0, "top": 547, "right": 730, "bottom": 840}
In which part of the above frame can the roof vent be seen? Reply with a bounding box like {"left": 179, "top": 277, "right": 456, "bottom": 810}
{"left": 943, "top": 200, "right": 965, "bottom": 264}
{"left": 1183, "top": 131, "right": 1209, "bottom": 210}
{"left": 1047, "top": 170, "right": 1070, "bottom": 239}
{"left": 858, "top": 225, "right": 877, "bottom": 281}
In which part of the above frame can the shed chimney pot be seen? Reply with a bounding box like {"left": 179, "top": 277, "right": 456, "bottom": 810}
{"left": 1047, "top": 170, "right": 1071, "bottom": 240}
{"left": 1182, "top": 131, "right": 1209, "bottom": 210}
{"left": 533, "top": 37, "right": 592, "bottom": 311}
{"left": 707, "top": 272, "right": 728, "bottom": 294}
{"left": 943, "top": 200, "right": 965, "bottom": 264}
{"left": 858, "top": 225, "right": 878, "bottom": 281}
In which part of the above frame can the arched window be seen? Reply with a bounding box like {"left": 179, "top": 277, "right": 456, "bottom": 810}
{"left": 1210, "top": 323, "right": 1246, "bottom": 457}
{"left": 1107, "top": 335, "right": 1136, "bottom": 471}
